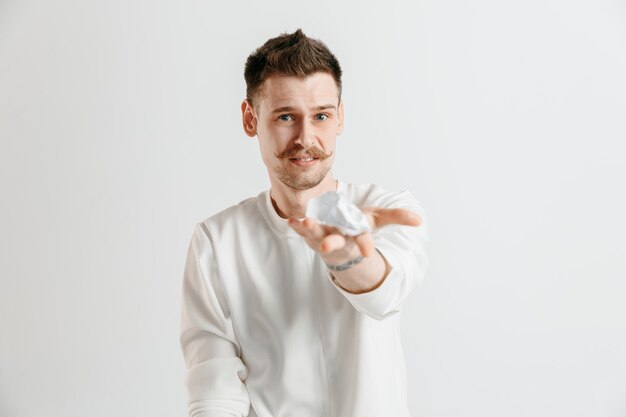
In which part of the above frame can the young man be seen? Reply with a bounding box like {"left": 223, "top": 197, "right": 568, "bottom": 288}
{"left": 180, "top": 29, "right": 429, "bottom": 417}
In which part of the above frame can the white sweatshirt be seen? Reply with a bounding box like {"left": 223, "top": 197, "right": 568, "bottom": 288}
{"left": 180, "top": 180, "right": 429, "bottom": 417}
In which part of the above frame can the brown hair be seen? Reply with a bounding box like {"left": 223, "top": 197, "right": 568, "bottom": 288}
{"left": 244, "top": 29, "right": 343, "bottom": 107}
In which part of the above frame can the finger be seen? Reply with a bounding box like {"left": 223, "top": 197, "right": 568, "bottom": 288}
{"left": 287, "top": 218, "right": 308, "bottom": 237}
{"left": 354, "top": 232, "right": 375, "bottom": 257}
{"left": 365, "top": 207, "right": 422, "bottom": 228}
{"left": 302, "top": 217, "right": 326, "bottom": 240}
{"left": 320, "top": 234, "right": 346, "bottom": 254}
{"left": 319, "top": 224, "right": 341, "bottom": 235}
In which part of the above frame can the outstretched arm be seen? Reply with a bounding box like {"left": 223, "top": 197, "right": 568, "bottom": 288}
{"left": 288, "top": 207, "right": 421, "bottom": 293}
{"left": 288, "top": 191, "right": 429, "bottom": 320}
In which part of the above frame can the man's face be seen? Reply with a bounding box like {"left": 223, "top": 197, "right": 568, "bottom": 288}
{"left": 242, "top": 72, "right": 344, "bottom": 190}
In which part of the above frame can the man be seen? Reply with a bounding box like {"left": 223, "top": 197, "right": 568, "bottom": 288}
{"left": 180, "top": 29, "right": 429, "bottom": 417}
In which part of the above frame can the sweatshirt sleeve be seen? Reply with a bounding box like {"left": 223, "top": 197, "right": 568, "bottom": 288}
{"left": 180, "top": 223, "right": 251, "bottom": 417}
{"left": 326, "top": 189, "right": 430, "bottom": 320}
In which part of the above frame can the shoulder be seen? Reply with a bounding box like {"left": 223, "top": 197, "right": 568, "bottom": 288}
{"left": 345, "top": 181, "right": 430, "bottom": 245}
{"left": 344, "top": 182, "right": 423, "bottom": 212}
{"left": 197, "top": 194, "right": 265, "bottom": 240}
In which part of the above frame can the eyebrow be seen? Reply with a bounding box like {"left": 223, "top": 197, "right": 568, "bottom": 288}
{"left": 271, "top": 104, "right": 337, "bottom": 114}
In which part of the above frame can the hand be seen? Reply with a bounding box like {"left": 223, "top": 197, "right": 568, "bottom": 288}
{"left": 287, "top": 207, "right": 422, "bottom": 265}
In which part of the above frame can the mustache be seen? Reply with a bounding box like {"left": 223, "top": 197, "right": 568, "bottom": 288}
{"left": 275, "top": 146, "right": 333, "bottom": 160}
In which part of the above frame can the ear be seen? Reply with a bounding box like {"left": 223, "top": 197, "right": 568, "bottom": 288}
{"left": 241, "top": 99, "right": 257, "bottom": 137}
{"left": 337, "top": 100, "right": 344, "bottom": 135}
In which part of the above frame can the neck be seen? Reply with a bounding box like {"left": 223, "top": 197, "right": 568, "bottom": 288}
{"left": 270, "top": 174, "right": 338, "bottom": 219}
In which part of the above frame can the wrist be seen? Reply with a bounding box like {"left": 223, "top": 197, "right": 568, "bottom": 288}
{"left": 320, "top": 244, "right": 362, "bottom": 266}
{"left": 324, "top": 253, "right": 365, "bottom": 271}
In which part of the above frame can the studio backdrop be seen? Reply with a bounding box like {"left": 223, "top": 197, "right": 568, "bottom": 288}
{"left": 1, "top": 1, "right": 625, "bottom": 416}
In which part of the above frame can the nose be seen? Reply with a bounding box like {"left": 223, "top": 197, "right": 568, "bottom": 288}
{"left": 294, "top": 119, "right": 315, "bottom": 149}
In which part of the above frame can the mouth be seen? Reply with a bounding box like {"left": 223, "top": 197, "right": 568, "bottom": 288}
{"left": 288, "top": 157, "right": 319, "bottom": 167}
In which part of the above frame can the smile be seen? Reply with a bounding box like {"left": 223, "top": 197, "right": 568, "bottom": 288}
{"left": 289, "top": 157, "right": 319, "bottom": 167}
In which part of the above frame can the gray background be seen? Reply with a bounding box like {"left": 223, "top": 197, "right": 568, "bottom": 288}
{"left": 1, "top": 0, "right": 625, "bottom": 416}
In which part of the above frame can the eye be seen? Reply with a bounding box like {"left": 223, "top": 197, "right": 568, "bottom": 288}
{"left": 315, "top": 113, "right": 329, "bottom": 121}
{"left": 278, "top": 114, "right": 294, "bottom": 122}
